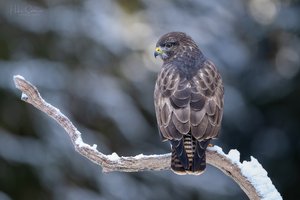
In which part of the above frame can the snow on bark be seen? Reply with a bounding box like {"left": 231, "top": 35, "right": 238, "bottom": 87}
{"left": 13, "top": 75, "right": 282, "bottom": 200}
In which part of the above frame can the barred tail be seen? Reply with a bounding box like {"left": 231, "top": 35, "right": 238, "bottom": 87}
{"left": 170, "top": 134, "right": 210, "bottom": 175}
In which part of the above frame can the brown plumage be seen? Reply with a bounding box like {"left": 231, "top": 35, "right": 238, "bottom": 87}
{"left": 154, "top": 32, "right": 224, "bottom": 175}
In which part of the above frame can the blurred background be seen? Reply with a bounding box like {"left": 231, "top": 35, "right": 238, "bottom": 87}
{"left": 0, "top": 0, "right": 299, "bottom": 199}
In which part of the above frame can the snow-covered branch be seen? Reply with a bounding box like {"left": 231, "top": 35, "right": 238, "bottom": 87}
{"left": 13, "top": 75, "right": 282, "bottom": 200}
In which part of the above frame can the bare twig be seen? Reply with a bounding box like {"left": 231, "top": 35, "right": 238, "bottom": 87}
{"left": 13, "top": 75, "right": 282, "bottom": 200}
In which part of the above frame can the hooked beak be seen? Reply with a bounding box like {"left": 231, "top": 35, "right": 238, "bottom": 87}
{"left": 154, "top": 47, "right": 163, "bottom": 58}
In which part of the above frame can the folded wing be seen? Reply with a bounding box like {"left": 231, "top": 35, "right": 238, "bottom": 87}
{"left": 154, "top": 61, "right": 224, "bottom": 141}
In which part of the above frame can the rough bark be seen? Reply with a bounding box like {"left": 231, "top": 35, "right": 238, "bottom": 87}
{"left": 13, "top": 75, "right": 282, "bottom": 200}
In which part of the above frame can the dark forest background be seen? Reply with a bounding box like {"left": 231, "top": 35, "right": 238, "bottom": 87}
{"left": 0, "top": 0, "right": 299, "bottom": 199}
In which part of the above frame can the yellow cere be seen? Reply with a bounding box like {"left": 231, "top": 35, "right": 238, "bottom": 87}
{"left": 155, "top": 47, "right": 162, "bottom": 53}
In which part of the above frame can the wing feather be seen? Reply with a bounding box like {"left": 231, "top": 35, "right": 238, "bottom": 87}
{"left": 191, "top": 114, "right": 208, "bottom": 138}
{"left": 171, "top": 115, "right": 190, "bottom": 134}
{"left": 154, "top": 60, "right": 224, "bottom": 141}
{"left": 170, "top": 96, "right": 189, "bottom": 108}
{"left": 166, "top": 115, "right": 183, "bottom": 139}
{"left": 206, "top": 99, "right": 216, "bottom": 116}
{"left": 161, "top": 103, "right": 171, "bottom": 126}
{"left": 154, "top": 66, "right": 191, "bottom": 140}
{"left": 190, "top": 60, "right": 224, "bottom": 140}
{"left": 190, "top": 109, "right": 205, "bottom": 126}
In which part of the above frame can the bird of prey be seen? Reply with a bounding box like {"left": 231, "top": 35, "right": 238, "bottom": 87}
{"left": 154, "top": 32, "right": 224, "bottom": 175}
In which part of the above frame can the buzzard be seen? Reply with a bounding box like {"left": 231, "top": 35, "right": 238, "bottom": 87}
{"left": 154, "top": 32, "right": 224, "bottom": 175}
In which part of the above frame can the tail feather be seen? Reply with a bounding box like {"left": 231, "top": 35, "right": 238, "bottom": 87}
{"left": 171, "top": 134, "right": 210, "bottom": 175}
{"left": 192, "top": 139, "right": 210, "bottom": 172}
{"left": 171, "top": 148, "right": 187, "bottom": 175}
{"left": 171, "top": 140, "right": 189, "bottom": 170}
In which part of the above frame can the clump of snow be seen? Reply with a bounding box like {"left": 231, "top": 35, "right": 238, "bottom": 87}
{"left": 75, "top": 136, "right": 89, "bottom": 148}
{"left": 209, "top": 145, "right": 225, "bottom": 156}
{"left": 241, "top": 157, "right": 282, "bottom": 200}
{"left": 13, "top": 75, "right": 25, "bottom": 80}
{"left": 74, "top": 135, "right": 98, "bottom": 152}
{"left": 75, "top": 136, "right": 83, "bottom": 147}
{"left": 133, "top": 154, "right": 144, "bottom": 159}
{"left": 21, "top": 93, "right": 28, "bottom": 101}
{"left": 227, "top": 149, "right": 241, "bottom": 164}
{"left": 106, "top": 152, "right": 120, "bottom": 161}
{"left": 92, "top": 144, "right": 97, "bottom": 150}
{"left": 209, "top": 146, "right": 282, "bottom": 200}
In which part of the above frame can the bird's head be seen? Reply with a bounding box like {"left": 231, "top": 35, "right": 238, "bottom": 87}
{"left": 154, "top": 32, "right": 201, "bottom": 62}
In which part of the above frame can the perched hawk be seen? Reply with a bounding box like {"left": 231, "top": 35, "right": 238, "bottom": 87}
{"left": 154, "top": 32, "right": 224, "bottom": 175}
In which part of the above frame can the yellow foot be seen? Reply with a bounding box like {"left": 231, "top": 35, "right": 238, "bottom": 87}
{"left": 208, "top": 143, "right": 214, "bottom": 147}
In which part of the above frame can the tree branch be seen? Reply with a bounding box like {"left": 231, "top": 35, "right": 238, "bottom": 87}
{"left": 13, "top": 75, "right": 282, "bottom": 200}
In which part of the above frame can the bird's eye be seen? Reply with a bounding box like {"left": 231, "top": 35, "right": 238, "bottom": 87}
{"left": 161, "top": 42, "right": 177, "bottom": 49}
{"left": 166, "top": 43, "right": 174, "bottom": 48}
